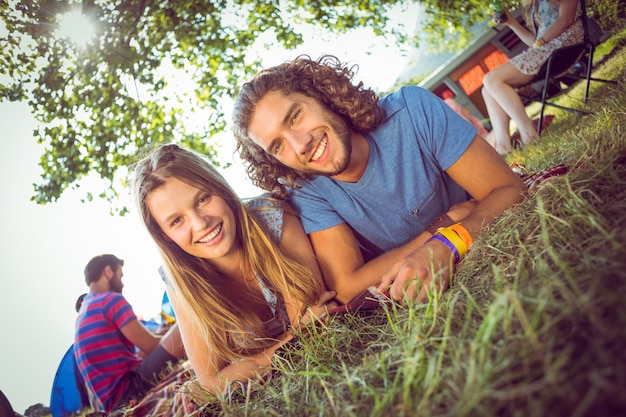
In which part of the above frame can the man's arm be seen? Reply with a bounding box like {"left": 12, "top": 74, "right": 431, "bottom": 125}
{"left": 120, "top": 318, "right": 162, "bottom": 356}
{"left": 444, "top": 136, "right": 527, "bottom": 233}
{"left": 378, "top": 136, "right": 527, "bottom": 301}
{"left": 311, "top": 200, "right": 476, "bottom": 304}
{"left": 279, "top": 210, "right": 337, "bottom": 322}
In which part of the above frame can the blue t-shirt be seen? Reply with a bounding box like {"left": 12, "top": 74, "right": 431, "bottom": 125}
{"left": 289, "top": 86, "right": 476, "bottom": 256}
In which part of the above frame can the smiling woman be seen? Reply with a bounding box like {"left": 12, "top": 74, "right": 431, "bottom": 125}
{"left": 56, "top": 8, "right": 95, "bottom": 47}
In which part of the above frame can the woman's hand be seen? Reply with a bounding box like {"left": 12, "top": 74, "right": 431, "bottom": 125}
{"left": 297, "top": 290, "right": 338, "bottom": 326}
{"left": 494, "top": 7, "right": 514, "bottom": 25}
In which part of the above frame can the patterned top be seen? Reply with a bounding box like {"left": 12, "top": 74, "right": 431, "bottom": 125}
{"left": 245, "top": 196, "right": 290, "bottom": 337}
{"left": 245, "top": 195, "right": 284, "bottom": 241}
{"left": 74, "top": 292, "right": 140, "bottom": 412}
{"left": 509, "top": 0, "right": 584, "bottom": 75}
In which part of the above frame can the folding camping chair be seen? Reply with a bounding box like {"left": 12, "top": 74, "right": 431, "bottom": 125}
{"left": 519, "top": 0, "right": 617, "bottom": 134}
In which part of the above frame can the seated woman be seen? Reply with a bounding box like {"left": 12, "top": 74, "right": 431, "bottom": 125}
{"left": 482, "top": 0, "right": 584, "bottom": 154}
{"left": 131, "top": 143, "right": 336, "bottom": 409}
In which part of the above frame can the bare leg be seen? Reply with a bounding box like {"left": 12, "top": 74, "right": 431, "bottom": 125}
{"left": 482, "top": 86, "right": 512, "bottom": 154}
{"left": 482, "top": 62, "right": 538, "bottom": 153}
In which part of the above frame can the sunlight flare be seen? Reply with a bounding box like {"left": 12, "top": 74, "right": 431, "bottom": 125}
{"left": 56, "top": 8, "right": 95, "bottom": 48}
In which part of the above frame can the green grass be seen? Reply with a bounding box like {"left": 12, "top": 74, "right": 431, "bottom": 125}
{"left": 200, "top": 29, "right": 626, "bottom": 417}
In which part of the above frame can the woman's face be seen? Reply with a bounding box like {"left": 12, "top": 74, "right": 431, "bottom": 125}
{"left": 146, "top": 177, "right": 239, "bottom": 262}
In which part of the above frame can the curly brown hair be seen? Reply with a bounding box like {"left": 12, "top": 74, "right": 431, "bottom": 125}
{"left": 232, "top": 55, "right": 385, "bottom": 199}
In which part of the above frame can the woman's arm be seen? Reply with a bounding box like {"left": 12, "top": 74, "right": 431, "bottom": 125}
{"left": 503, "top": 0, "right": 579, "bottom": 46}
{"left": 501, "top": 8, "right": 536, "bottom": 46}
{"left": 167, "top": 287, "right": 294, "bottom": 399}
{"left": 279, "top": 210, "right": 337, "bottom": 324}
{"left": 538, "top": 0, "right": 579, "bottom": 43}
{"left": 184, "top": 331, "right": 294, "bottom": 401}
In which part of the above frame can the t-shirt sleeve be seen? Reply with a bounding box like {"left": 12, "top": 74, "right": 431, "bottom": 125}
{"left": 400, "top": 86, "right": 477, "bottom": 170}
{"left": 289, "top": 184, "right": 346, "bottom": 234}
{"left": 103, "top": 293, "right": 136, "bottom": 329}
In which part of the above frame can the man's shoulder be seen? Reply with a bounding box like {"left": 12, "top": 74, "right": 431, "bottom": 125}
{"left": 86, "top": 292, "right": 130, "bottom": 309}
{"left": 94, "top": 291, "right": 126, "bottom": 300}
{"left": 378, "top": 86, "right": 434, "bottom": 121}
{"left": 380, "top": 85, "right": 431, "bottom": 104}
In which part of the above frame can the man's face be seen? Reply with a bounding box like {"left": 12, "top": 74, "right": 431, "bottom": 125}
{"left": 247, "top": 91, "right": 352, "bottom": 177}
{"left": 109, "top": 264, "right": 124, "bottom": 293}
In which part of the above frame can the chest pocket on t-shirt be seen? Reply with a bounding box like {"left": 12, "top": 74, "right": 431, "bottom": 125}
{"left": 402, "top": 176, "right": 449, "bottom": 233}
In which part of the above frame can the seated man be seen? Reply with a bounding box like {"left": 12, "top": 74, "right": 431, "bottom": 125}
{"left": 75, "top": 254, "right": 185, "bottom": 413}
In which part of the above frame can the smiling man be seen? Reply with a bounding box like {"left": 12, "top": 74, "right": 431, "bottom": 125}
{"left": 232, "top": 55, "right": 526, "bottom": 304}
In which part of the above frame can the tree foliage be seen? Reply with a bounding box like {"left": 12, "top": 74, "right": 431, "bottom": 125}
{"left": 0, "top": 0, "right": 502, "bottom": 210}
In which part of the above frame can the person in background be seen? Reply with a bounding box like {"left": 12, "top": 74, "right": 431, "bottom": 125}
{"left": 482, "top": 0, "right": 584, "bottom": 154}
{"left": 131, "top": 144, "right": 335, "bottom": 408}
{"left": 75, "top": 293, "right": 87, "bottom": 313}
{"left": 232, "top": 54, "right": 526, "bottom": 304}
{"left": 74, "top": 254, "right": 186, "bottom": 413}
{"left": 441, "top": 90, "right": 489, "bottom": 138}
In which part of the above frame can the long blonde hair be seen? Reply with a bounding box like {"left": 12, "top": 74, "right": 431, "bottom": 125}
{"left": 132, "top": 144, "right": 321, "bottom": 361}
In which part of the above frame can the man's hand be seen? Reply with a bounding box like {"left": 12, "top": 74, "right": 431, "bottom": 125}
{"left": 377, "top": 239, "right": 455, "bottom": 302}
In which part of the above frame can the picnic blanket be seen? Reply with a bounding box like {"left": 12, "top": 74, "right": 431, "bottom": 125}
{"left": 510, "top": 163, "right": 569, "bottom": 192}
{"left": 110, "top": 361, "right": 204, "bottom": 417}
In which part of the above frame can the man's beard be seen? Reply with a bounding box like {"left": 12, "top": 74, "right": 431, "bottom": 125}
{"left": 304, "top": 112, "right": 352, "bottom": 177}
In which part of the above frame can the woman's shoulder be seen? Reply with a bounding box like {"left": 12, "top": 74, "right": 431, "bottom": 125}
{"left": 244, "top": 194, "right": 285, "bottom": 211}
{"left": 244, "top": 194, "right": 287, "bottom": 241}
